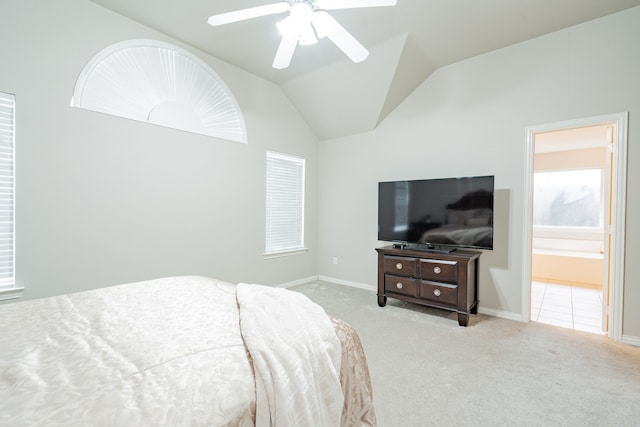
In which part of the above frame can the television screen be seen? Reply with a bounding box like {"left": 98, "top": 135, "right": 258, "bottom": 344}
{"left": 378, "top": 175, "right": 494, "bottom": 250}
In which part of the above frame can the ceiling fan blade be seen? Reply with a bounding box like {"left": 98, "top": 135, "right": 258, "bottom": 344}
{"left": 312, "top": 11, "right": 369, "bottom": 63}
{"left": 316, "top": 0, "right": 396, "bottom": 10}
{"left": 273, "top": 37, "right": 298, "bottom": 69}
{"left": 208, "top": 2, "right": 290, "bottom": 26}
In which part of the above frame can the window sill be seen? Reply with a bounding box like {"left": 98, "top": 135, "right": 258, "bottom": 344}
{"left": 533, "top": 226, "right": 603, "bottom": 241}
{"left": 264, "top": 248, "right": 308, "bottom": 259}
{"left": 532, "top": 249, "right": 603, "bottom": 259}
{"left": 0, "top": 287, "right": 24, "bottom": 302}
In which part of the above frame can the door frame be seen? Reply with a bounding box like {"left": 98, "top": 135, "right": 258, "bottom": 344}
{"left": 521, "top": 112, "right": 628, "bottom": 341}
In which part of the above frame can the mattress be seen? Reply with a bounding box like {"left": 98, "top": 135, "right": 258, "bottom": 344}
{"left": 0, "top": 276, "right": 376, "bottom": 426}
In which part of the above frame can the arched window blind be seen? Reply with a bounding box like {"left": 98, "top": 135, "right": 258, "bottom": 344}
{"left": 71, "top": 39, "right": 247, "bottom": 143}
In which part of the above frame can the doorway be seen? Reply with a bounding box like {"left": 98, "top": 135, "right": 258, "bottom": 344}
{"left": 522, "top": 113, "right": 628, "bottom": 341}
{"left": 530, "top": 125, "right": 609, "bottom": 334}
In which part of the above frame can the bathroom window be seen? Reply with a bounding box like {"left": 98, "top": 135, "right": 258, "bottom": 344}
{"left": 533, "top": 169, "right": 602, "bottom": 229}
{"left": 533, "top": 168, "right": 603, "bottom": 253}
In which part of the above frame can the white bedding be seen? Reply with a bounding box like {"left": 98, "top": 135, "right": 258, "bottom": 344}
{"left": 0, "top": 276, "right": 376, "bottom": 426}
{"left": 237, "top": 283, "right": 343, "bottom": 427}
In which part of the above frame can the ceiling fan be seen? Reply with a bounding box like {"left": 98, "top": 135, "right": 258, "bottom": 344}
{"left": 208, "top": 0, "right": 397, "bottom": 69}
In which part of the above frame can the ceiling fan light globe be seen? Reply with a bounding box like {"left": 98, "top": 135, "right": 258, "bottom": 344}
{"left": 290, "top": 2, "right": 314, "bottom": 22}
{"left": 276, "top": 16, "right": 296, "bottom": 38}
{"left": 276, "top": 6, "right": 312, "bottom": 37}
{"left": 278, "top": 3, "right": 318, "bottom": 45}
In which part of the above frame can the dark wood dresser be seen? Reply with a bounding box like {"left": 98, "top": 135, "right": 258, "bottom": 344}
{"left": 376, "top": 246, "right": 481, "bottom": 326}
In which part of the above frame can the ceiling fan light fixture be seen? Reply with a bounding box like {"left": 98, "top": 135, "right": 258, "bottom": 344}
{"left": 276, "top": 2, "right": 317, "bottom": 44}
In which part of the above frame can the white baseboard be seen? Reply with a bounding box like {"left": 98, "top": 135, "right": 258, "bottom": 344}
{"left": 477, "top": 306, "right": 524, "bottom": 322}
{"left": 622, "top": 334, "right": 640, "bottom": 347}
{"left": 317, "top": 275, "right": 377, "bottom": 292}
{"left": 276, "top": 276, "right": 319, "bottom": 289}
{"left": 0, "top": 286, "right": 24, "bottom": 302}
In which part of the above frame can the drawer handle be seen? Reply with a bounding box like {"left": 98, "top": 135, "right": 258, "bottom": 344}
{"left": 433, "top": 266, "right": 442, "bottom": 274}
{"left": 396, "top": 282, "right": 403, "bottom": 290}
{"left": 433, "top": 289, "right": 441, "bottom": 297}
{"left": 396, "top": 262, "right": 403, "bottom": 270}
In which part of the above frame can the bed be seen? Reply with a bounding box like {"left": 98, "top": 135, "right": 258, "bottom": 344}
{"left": 0, "top": 276, "right": 376, "bottom": 426}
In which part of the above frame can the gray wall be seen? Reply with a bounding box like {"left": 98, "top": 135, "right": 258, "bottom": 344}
{"left": 317, "top": 7, "right": 640, "bottom": 341}
{"left": 1, "top": 0, "right": 319, "bottom": 299}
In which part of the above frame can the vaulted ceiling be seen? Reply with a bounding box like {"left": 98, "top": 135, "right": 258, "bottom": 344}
{"left": 87, "top": 0, "right": 640, "bottom": 140}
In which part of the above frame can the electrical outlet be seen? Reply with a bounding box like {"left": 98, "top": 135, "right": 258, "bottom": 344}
{"left": 332, "top": 256, "right": 338, "bottom": 265}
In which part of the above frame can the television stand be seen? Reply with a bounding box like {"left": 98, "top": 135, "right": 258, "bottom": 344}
{"left": 376, "top": 245, "right": 480, "bottom": 326}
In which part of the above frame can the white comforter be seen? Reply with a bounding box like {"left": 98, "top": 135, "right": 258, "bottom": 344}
{"left": 1, "top": 276, "right": 256, "bottom": 426}
{"left": 0, "top": 276, "right": 358, "bottom": 426}
{"left": 236, "top": 283, "right": 343, "bottom": 427}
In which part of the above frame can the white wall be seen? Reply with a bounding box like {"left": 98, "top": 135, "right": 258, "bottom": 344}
{"left": 317, "top": 7, "right": 640, "bottom": 339}
{"left": 1, "top": 0, "right": 319, "bottom": 300}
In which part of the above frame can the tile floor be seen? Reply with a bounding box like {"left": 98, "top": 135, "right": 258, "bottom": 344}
{"left": 531, "top": 280, "right": 604, "bottom": 334}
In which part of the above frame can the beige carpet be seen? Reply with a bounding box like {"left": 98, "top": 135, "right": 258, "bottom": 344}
{"left": 292, "top": 281, "right": 640, "bottom": 427}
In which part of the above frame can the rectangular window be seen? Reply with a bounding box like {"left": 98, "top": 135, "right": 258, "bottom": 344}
{"left": 0, "top": 92, "right": 15, "bottom": 292}
{"left": 533, "top": 168, "right": 604, "bottom": 254}
{"left": 533, "top": 169, "right": 602, "bottom": 228}
{"left": 265, "top": 151, "right": 305, "bottom": 256}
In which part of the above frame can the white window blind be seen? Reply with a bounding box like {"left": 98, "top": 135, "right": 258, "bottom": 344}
{"left": 265, "top": 151, "right": 305, "bottom": 255}
{"left": 0, "top": 92, "right": 15, "bottom": 289}
{"left": 71, "top": 40, "right": 247, "bottom": 143}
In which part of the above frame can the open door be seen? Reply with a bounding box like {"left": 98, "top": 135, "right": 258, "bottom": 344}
{"left": 523, "top": 113, "right": 628, "bottom": 341}
{"left": 601, "top": 126, "right": 614, "bottom": 332}
{"left": 531, "top": 125, "right": 609, "bottom": 333}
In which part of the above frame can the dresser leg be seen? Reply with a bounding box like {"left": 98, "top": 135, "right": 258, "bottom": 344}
{"left": 377, "top": 295, "right": 387, "bottom": 307}
{"left": 457, "top": 312, "right": 469, "bottom": 327}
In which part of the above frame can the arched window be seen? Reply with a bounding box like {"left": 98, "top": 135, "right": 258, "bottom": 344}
{"left": 71, "top": 39, "right": 247, "bottom": 143}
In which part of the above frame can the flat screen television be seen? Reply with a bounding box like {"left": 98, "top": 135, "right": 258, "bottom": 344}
{"left": 378, "top": 175, "right": 494, "bottom": 252}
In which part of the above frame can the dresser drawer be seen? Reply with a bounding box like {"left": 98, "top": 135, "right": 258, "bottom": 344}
{"left": 420, "top": 259, "right": 457, "bottom": 283}
{"left": 384, "top": 256, "right": 418, "bottom": 277}
{"left": 419, "top": 281, "right": 458, "bottom": 306}
{"left": 385, "top": 275, "right": 418, "bottom": 298}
